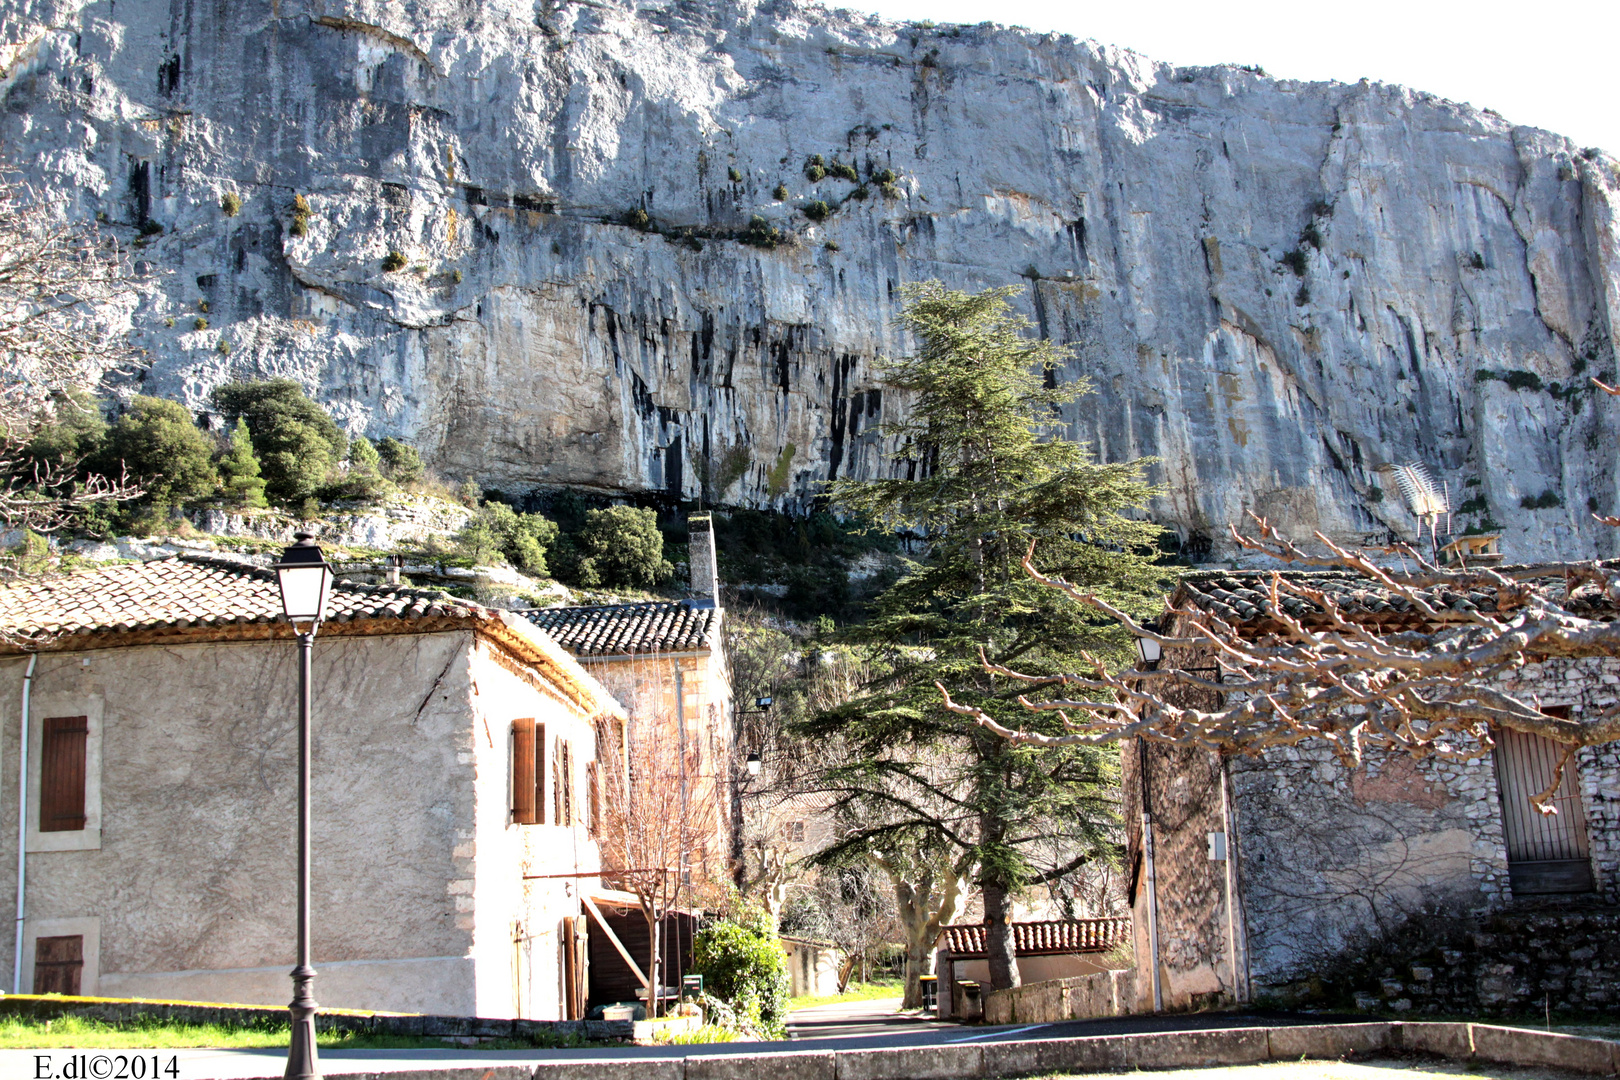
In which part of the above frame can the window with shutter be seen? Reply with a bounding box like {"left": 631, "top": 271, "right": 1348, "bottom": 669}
{"left": 512, "top": 719, "right": 538, "bottom": 825}
{"left": 33, "top": 935, "right": 82, "bottom": 995}
{"left": 40, "top": 716, "right": 89, "bottom": 832}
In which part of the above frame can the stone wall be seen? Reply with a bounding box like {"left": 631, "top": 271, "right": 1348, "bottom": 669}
{"left": 982, "top": 969, "right": 1137, "bottom": 1026}
{"left": 1347, "top": 905, "right": 1620, "bottom": 1017}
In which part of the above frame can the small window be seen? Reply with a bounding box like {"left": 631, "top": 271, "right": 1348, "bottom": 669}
{"left": 34, "top": 935, "right": 82, "bottom": 995}
{"left": 40, "top": 717, "right": 89, "bottom": 833}
{"left": 786, "top": 821, "right": 805, "bottom": 843}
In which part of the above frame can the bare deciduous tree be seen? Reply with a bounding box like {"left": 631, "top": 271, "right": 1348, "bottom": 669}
{"left": 941, "top": 520, "right": 1620, "bottom": 812}
{"left": 595, "top": 711, "right": 717, "bottom": 1017}
{"left": 0, "top": 182, "right": 142, "bottom": 536}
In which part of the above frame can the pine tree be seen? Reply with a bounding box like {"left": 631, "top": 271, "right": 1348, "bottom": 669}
{"left": 800, "top": 282, "right": 1168, "bottom": 994}
{"left": 218, "top": 417, "right": 268, "bottom": 509}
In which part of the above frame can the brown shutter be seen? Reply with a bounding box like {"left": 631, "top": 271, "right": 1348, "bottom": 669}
{"left": 536, "top": 724, "right": 546, "bottom": 824}
{"left": 33, "top": 935, "right": 83, "bottom": 995}
{"left": 40, "top": 716, "right": 89, "bottom": 832}
{"left": 587, "top": 761, "right": 600, "bottom": 837}
{"left": 562, "top": 742, "right": 574, "bottom": 827}
{"left": 512, "top": 719, "right": 538, "bottom": 825}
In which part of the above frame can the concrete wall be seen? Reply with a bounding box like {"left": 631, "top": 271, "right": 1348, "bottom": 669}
{"left": 781, "top": 938, "right": 842, "bottom": 998}
{"left": 0, "top": 629, "right": 607, "bottom": 1018}
{"left": 952, "top": 953, "right": 1114, "bottom": 987}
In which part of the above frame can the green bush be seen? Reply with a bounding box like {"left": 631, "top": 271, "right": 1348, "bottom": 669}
{"left": 1281, "top": 249, "right": 1308, "bottom": 276}
{"left": 621, "top": 208, "right": 651, "bottom": 231}
{"left": 870, "top": 168, "right": 897, "bottom": 185}
{"left": 376, "top": 437, "right": 425, "bottom": 484}
{"left": 727, "top": 166, "right": 744, "bottom": 182}
{"left": 382, "top": 251, "right": 407, "bottom": 272}
{"left": 564, "top": 505, "right": 673, "bottom": 588}
{"left": 457, "top": 502, "right": 560, "bottom": 574}
{"left": 211, "top": 379, "right": 349, "bottom": 507}
{"left": 690, "top": 921, "right": 790, "bottom": 1038}
{"left": 741, "top": 215, "right": 785, "bottom": 250}
{"left": 99, "top": 396, "right": 218, "bottom": 510}
{"left": 220, "top": 191, "right": 241, "bottom": 217}
{"left": 1520, "top": 489, "right": 1562, "bottom": 510}
{"left": 772, "top": 183, "right": 788, "bottom": 201}
{"left": 193, "top": 316, "right": 208, "bottom": 331}
{"left": 217, "top": 417, "right": 268, "bottom": 510}
{"left": 802, "top": 200, "right": 833, "bottom": 222}
{"left": 322, "top": 435, "right": 392, "bottom": 503}
{"left": 828, "top": 160, "right": 859, "bottom": 182}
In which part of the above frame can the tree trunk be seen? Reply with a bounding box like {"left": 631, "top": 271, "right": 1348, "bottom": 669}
{"left": 983, "top": 879, "right": 1019, "bottom": 991}
{"left": 902, "top": 931, "right": 935, "bottom": 1009}
{"left": 646, "top": 908, "right": 662, "bottom": 1018}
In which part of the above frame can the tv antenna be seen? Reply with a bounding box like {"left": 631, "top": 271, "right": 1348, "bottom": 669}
{"left": 1379, "top": 461, "right": 1450, "bottom": 559}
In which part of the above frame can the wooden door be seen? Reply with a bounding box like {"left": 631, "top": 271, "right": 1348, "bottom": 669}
{"left": 34, "top": 935, "right": 82, "bottom": 995}
{"left": 1493, "top": 717, "right": 1594, "bottom": 895}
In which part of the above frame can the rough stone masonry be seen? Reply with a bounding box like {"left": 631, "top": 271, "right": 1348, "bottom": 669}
{"left": 2, "top": 0, "right": 1618, "bottom": 560}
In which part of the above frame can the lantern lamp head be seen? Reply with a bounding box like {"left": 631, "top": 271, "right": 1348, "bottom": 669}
{"left": 1135, "top": 634, "right": 1163, "bottom": 668}
{"left": 755, "top": 695, "right": 773, "bottom": 710}
{"left": 746, "top": 751, "right": 763, "bottom": 777}
{"left": 273, "top": 532, "right": 334, "bottom": 630}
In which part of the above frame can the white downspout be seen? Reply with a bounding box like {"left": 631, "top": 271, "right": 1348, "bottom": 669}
{"left": 12, "top": 653, "right": 36, "bottom": 994}
{"left": 1142, "top": 809, "right": 1163, "bottom": 1013}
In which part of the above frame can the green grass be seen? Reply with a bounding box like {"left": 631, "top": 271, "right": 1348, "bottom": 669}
{"left": 789, "top": 979, "right": 904, "bottom": 1011}
{"left": 653, "top": 1023, "right": 742, "bottom": 1044}
{"left": 0, "top": 1015, "right": 595, "bottom": 1051}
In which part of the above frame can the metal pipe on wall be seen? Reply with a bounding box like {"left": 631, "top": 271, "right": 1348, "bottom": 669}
{"left": 1138, "top": 738, "right": 1163, "bottom": 1013}
{"left": 1217, "top": 754, "right": 1248, "bottom": 1003}
{"left": 12, "top": 653, "right": 37, "bottom": 994}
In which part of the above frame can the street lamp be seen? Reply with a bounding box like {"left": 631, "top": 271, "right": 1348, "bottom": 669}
{"left": 745, "top": 751, "right": 763, "bottom": 777}
{"left": 1134, "top": 633, "right": 1162, "bottom": 671}
{"left": 272, "top": 533, "right": 332, "bottom": 1080}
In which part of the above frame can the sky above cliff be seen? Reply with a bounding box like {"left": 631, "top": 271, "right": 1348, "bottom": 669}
{"left": 848, "top": 0, "right": 1619, "bottom": 156}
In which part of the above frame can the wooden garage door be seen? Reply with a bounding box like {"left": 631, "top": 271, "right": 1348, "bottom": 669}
{"left": 1493, "top": 716, "right": 1594, "bottom": 895}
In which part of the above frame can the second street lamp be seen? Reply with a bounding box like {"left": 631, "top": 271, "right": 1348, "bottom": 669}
{"left": 272, "top": 533, "right": 333, "bottom": 1080}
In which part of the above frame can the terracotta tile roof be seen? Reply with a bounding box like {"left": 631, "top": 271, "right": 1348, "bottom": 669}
{"left": 940, "top": 918, "right": 1130, "bottom": 957}
{"left": 1170, "top": 567, "right": 1618, "bottom": 631}
{"left": 0, "top": 554, "right": 626, "bottom": 720}
{"left": 517, "top": 602, "right": 717, "bottom": 657}
{"left": 0, "top": 554, "right": 481, "bottom": 638}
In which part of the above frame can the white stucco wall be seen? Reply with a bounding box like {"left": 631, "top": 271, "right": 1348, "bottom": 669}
{"left": 466, "top": 638, "right": 603, "bottom": 1020}
{"left": 0, "top": 628, "right": 608, "bottom": 1017}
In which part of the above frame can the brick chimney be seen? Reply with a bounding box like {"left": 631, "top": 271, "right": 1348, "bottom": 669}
{"left": 688, "top": 513, "right": 718, "bottom": 608}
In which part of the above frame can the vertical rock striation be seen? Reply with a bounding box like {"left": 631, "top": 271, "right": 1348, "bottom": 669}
{"left": 2, "top": 0, "right": 1617, "bottom": 559}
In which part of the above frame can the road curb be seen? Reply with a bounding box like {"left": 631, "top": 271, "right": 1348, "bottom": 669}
{"left": 309, "top": 1020, "right": 1619, "bottom": 1080}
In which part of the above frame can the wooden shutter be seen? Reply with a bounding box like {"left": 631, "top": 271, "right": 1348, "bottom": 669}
{"left": 535, "top": 724, "right": 546, "bottom": 825}
{"left": 33, "top": 935, "right": 82, "bottom": 995}
{"left": 587, "top": 761, "right": 600, "bottom": 837}
{"left": 40, "top": 716, "right": 89, "bottom": 832}
{"left": 561, "top": 742, "right": 574, "bottom": 827}
{"left": 1493, "top": 709, "right": 1594, "bottom": 895}
{"left": 512, "top": 719, "right": 538, "bottom": 825}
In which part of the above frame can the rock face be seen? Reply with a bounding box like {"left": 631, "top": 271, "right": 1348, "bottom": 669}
{"left": 2, "top": 0, "right": 1618, "bottom": 559}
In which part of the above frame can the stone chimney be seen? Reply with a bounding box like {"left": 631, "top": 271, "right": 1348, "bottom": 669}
{"left": 688, "top": 513, "right": 718, "bottom": 608}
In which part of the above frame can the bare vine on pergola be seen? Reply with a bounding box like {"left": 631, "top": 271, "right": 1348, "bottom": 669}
{"left": 938, "top": 518, "right": 1620, "bottom": 814}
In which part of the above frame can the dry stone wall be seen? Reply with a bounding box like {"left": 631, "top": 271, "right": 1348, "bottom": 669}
{"left": 2, "top": 0, "right": 1619, "bottom": 558}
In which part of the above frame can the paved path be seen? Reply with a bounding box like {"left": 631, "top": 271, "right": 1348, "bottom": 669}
{"left": 4, "top": 1011, "right": 1379, "bottom": 1079}
{"left": 786, "top": 995, "right": 937, "bottom": 1040}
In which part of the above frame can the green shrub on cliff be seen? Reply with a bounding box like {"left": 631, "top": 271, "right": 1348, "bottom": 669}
{"left": 211, "top": 379, "right": 349, "bottom": 507}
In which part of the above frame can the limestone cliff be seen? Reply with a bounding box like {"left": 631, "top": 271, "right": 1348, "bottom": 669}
{"left": 2, "top": 0, "right": 1617, "bottom": 559}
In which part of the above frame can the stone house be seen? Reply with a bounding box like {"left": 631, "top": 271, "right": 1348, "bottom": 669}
{"left": 1124, "top": 568, "right": 1620, "bottom": 1014}
{"left": 0, "top": 554, "right": 624, "bottom": 1019}
{"left": 520, "top": 514, "right": 734, "bottom": 885}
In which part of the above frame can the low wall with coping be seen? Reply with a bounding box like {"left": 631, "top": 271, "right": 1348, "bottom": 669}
{"left": 0, "top": 994, "right": 636, "bottom": 1044}
{"left": 982, "top": 969, "right": 1137, "bottom": 1025}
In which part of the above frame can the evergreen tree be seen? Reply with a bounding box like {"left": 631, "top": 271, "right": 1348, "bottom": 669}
{"left": 799, "top": 282, "right": 1167, "bottom": 992}
{"left": 376, "top": 436, "right": 425, "bottom": 484}
{"left": 569, "top": 505, "right": 672, "bottom": 588}
{"left": 210, "top": 379, "right": 348, "bottom": 506}
{"left": 217, "top": 417, "right": 268, "bottom": 509}
{"left": 99, "top": 396, "right": 219, "bottom": 511}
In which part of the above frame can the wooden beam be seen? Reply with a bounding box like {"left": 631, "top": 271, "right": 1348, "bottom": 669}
{"left": 580, "top": 893, "right": 647, "bottom": 988}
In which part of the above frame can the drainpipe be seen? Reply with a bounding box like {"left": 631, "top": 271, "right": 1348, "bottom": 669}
{"left": 1139, "top": 738, "right": 1163, "bottom": 1013}
{"left": 1218, "top": 754, "right": 1247, "bottom": 1003}
{"left": 12, "top": 653, "right": 37, "bottom": 994}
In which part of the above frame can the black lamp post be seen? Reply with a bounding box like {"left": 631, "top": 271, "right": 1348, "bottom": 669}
{"left": 272, "top": 533, "right": 333, "bottom": 1080}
